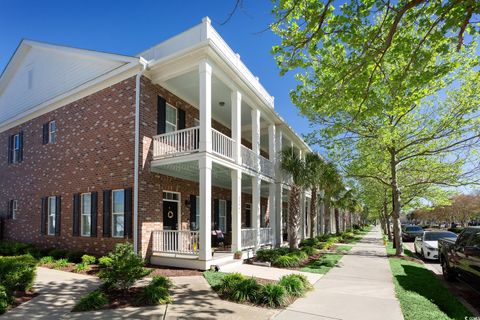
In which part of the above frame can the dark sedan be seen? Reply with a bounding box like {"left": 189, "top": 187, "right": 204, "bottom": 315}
{"left": 402, "top": 225, "right": 424, "bottom": 242}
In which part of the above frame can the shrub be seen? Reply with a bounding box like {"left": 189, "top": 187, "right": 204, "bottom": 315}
{"left": 137, "top": 276, "right": 172, "bottom": 305}
{"left": 288, "top": 250, "right": 308, "bottom": 262}
{"left": 97, "top": 243, "right": 150, "bottom": 291}
{"left": 287, "top": 274, "right": 312, "bottom": 291}
{"left": 74, "top": 263, "right": 88, "bottom": 273}
{"left": 54, "top": 258, "right": 69, "bottom": 269}
{"left": 48, "top": 248, "right": 68, "bottom": 260}
{"left": 300, "top": 246, "right": 319, "bottom": 256}
{"left": 230, "top": 278, "right": 261, "bottom": 303}
{"left": 0, "top": 241, "right": 35, "bottom": 256}
{"left": 81, "top": 255, "right": 96, "bottom": 265}
{"left": 72, "top": 290, "right": 108, "bottom": 312}
{"left": 0, "top": 255, "right": 37, "bottom": 293}
{"left": 255, "top": 248, "right": 289, "bottom": 262}
{"left": 0, "top": 285, "right": 9, "bottom": 314}
{"left": 299, "top": 238, "right": 319, "bottom": 248}
{"left": 67, "top": 251, "right": 86, "bottom": 264}
{"left": 278, "top": 274, "right": 306, "bottom": 297}
{"left": 218, "top": 273, "right": 245, "bottom": 296}
{"left": 273, "top": 255, "right": 300, "bottom": 268}
{"left": 39, "top": 256, "right": 55, "bottom": 265}
{"left": 258, "top": 283, "right": 286, "bottom": 308}
{"left": 98, "top": 256, "right": 113, "bottom": 267}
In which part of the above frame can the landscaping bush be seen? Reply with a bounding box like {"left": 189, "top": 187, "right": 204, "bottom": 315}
{"left": 48, "top": 248, "right": 69, "bottom": 260}
{"left": 273, "top": 255, "right": 301, "bottom": 268}
{"left": 300, "top": 246, "right": 319, "bottom": 256}
{"left": 137, "top": 276, "right": 172, "bottom": 305}
{"left": 81, "top": 255, "right": 96, "bottom": 265}
{"left": 278, "top": 274, "right": 306, "bottom": 297}
{"left": 258, "top": 283, "right": 286, "bottom": 308}
{"left": 288, "top": 250, "right": 308, "bottom": 262}
{"left": 54, "top": 258, "right": 69, "bottom": 269}
{"left": 218, "top": 273, "right": 245, "bottom": 296}
{"left": 287, "top": 274, "right": 312, "bottom": 291}
{"left": 299, "top": 238, "right": 319, "bottom": 248}
{"left": 0, "top": 255, "right": 37, "bottom": 293}
{"left": 230, "top": 278, "right": 261, "bottom": 303}
{"left": 0, "top": 241, "right": 32, "bottom": 256}
{"left": 72, "top": 290, "right": 108, "bottom": 312}
{"left": 74, "top": 263, "right": 88, "bottom": 273}
{"left": 67, "top": 251, "right": 86, "bottom": 264}
{"left": 0, "top": 285, "right": 9, "bottom": 314}
{"left": 39, "top": 256, "right": 54, "bottom": 265}
{"left": 98, "top": 256, "right": 113, "bottom": 267}
{"left": 255, "top": 248, "right": 289, "bottom": 262}
{"left": 97, "top": 243, "right": 150, "bottom": 291}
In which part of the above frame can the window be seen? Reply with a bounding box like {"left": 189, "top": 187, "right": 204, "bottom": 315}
{"left": 9, "top": 200, "right": 18, "bottom": 219}
{"left": 48, "top": 121, "right": 57, "bottom": 144}
{"left": 163, "top": 191, "right": 179, "bottom": 201}
{"left": 244, "top": 203, "right": 251, "bottom": 228}
{"left": 47, "top": 196, "right": 56, "bottom": 235}
{"left": 261, "top": 205, "right": 267, "bottom": 228}
{"left": 218, "top": 200, "right": 227, "bottom": 232}
{"left": 112, "top": 189, "right": 125, "bottom": 238}
{"left": 165, "top": 104, "right": 177, "bottom": 133}
{"left": 12, "top": 134, "right": 20, "bottom": 164}
{"left": 81, "top": 193, "right": 91, "bottom": 237}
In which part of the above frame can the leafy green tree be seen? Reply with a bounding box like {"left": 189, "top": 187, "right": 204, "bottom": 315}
{"left": 271, "top": 0, "right": 480, "bottom": 255}
{"left": 304, "top": 152, "right": 326, "bottom": 238}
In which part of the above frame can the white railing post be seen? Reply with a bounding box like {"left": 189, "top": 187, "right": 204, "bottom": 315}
{"left": 252, "top": 176, "right": 261, "bottom": 249}
{"left": 231, "top": 90, "right": 242, "bottom": 164}
{"left": 199, "top": 156, "right": 212, "bottom": 260}
{"left": 231, "top": 169, "right": 242, "bottom": 252}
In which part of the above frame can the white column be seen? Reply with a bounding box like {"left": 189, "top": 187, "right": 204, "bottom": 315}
{"left": 268, "top": 182, "right": 276, "bottom": 246}
{"left": 300, "top": 192, "right": 306, "bottom": 239}
{"left": 231, "top": 169, "right": 242, "bottom": 251}
{"left": 199, "top": 157, "right": 212, "bottom": 260}
{"left": 231, "top": 90, "right": 242, "bottom": 164}
{"left": 274, "top": 129, "right": 283, "bottom": 245}
{"left": 199, "top": 60, "right": 212, "bottom": 153}
{"left": 268, "top": 124, "right": 275, "bottom": 161}
{"left": 252, "top": 176, "right": 261, "bottom": 248}
{"left": 251, "top": 108, "right": 260, "bottom": 170}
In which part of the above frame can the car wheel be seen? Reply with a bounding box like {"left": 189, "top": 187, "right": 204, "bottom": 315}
{"left": 441, "top": 258, "right": 456, "bottom": 282}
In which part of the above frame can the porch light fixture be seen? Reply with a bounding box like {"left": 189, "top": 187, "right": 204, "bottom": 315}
{"left": 219, "top": 101, "right": 225, "bottom": 107}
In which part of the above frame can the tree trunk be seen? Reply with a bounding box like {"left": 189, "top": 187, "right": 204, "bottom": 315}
{"left": 288, "top": 185, "right": 301, "bottom": 249}
{"left": 310, "top": 187, "right": 318, "bottom": 238}
{"left": 390, "top": 148, "right": 403, "bottom": 255}
{"left": 334, "top": 208, "right": 340, "bottom": 234}
{"left": 324, "top": 198, "right": 331, "bottom": 234}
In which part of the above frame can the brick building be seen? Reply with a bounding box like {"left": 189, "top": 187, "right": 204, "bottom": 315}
{"left": 0, "top": 17, "right": 326, "bottom": 269}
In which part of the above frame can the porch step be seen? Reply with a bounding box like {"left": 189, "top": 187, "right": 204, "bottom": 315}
{"left": 215, "top": 258, "right": 245, "bottom": 272}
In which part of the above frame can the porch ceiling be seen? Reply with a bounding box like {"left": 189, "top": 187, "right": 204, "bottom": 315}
{"left": 151, "top": 160, "right": 270, "bottom": 196}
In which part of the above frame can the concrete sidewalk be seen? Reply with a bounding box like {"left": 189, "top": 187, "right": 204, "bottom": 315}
{"left": 275, "top": 226, "right": 404, "bottom": 320}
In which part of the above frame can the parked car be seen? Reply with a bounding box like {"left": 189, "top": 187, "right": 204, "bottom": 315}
{"left": 438, "top": 227, "right": 480, "bottom": 292}
{"left": 402, "top": 225, "right": 424, "bottom": 242}
{"left": 414, "top": 231, "right": 457, "bottom": 260}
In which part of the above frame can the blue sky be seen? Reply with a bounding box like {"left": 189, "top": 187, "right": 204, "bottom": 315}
{"left": 0, "top": 0, "right": 311, "bottom": 142}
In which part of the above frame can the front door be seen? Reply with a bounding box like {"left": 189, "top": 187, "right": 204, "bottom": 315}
{"left": 163, "top": 200, "right": 178, "bottom": 230}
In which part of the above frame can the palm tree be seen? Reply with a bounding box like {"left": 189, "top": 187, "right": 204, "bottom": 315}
{"left": 304, "top": 153, "right": 325, "bottom": 238}
{"left": 280, "top": 147, "right": 308, "bottom": 249}
{"left": 321, "top": 162, "right": 343, "bottom": 234}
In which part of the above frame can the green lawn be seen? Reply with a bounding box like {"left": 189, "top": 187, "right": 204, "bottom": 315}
{"left": 300, "top": 245, "right": 353, "bottom": 274}
{"left": 386, "top": 243, "right": 472, "bottom": 320}
{"left": 203, "top": 270, "right": 227, "bottom": 289}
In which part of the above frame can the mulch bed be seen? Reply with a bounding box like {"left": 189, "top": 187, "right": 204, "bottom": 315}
{"left": 145, "top": 264, "right": 203, "bottom": 277}
{"left": 39, "top": 263, "right": 101, "bottom": 275}
{"left": 387, "top": 254, "right": 424, "bottom": 264}
{"left": 105, "top": 287, "right": 150, "bottom": 309}
{"left": 7, "top": 291, "right": 39, "bottom": 311}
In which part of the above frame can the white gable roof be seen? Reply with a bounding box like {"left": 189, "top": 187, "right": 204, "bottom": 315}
{"left": 0, "top": 40, "right": 139, "bottom": 128}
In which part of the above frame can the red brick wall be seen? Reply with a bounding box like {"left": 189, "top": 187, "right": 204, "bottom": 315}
{"left": 0, "top": 78, "right": 137, "bottom": 255}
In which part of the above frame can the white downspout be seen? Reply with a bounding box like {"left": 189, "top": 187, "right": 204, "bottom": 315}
{"left": 134, "top": 58, "right": 148, "bottom": 255}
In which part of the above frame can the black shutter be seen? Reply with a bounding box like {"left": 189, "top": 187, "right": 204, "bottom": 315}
{"left": 55, "top": 196, "right": 61, "bottom": 236}
{"left": 91, "top": 192, "right": 98, "bottom": 237}
{"left": 18, "top": 131, "right": 23, "bottom": 162}
{"left": 42, "top": 123, "right": 49, "bottom": 144}
{"left": 227, "top": 201, "right": 232, "bottom": 232}
{"left": 40, "top": 197, "right": 47, "bottom": 235}
{"left": 157, "top": 96, "right": 166, "bottom": 134}
{"left": 178, "top": 109, "right": 186, "bottom": 130}
{"left": 124, "top": 188, "right": 132, "bottom": 238}
{"left": 103, "top": 190, "right": 112, "bottom": 237}
{"left": 7, "top": 201, "right": 13, "bottom": 220}
{"left": 214, "top": 199, "right": 220, "bottom": 230}
{"left": 190, "top": 195, "right": 197, "bottom": 230}
{"left": 7, "top": 135, "right": 13, "bottom": 164}
{"left": 72, "top": 193, "right": 80, "bottom": 236}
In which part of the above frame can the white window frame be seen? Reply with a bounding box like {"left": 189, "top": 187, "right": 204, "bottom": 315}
{"left": 162, "top": 191, "right": 181, "bottom": 230}
{"left": 80, "top": 193, "right": 92, "bottom": 237}
{"left": 48, "top": 120, "right": 57, "bottom": 144}
{"left": 218, "top": 199, "right": 227, "bottom": 233}
{"left": 47, "top": 196, "right": 56, "bottom": 236}
{"left": 12, "top": 134, "right": 20, "bottom": 164}
{"left": 112, "top": 189, "right": 125, "bottom": 238}
{"left": 11, "top": 200, "right": 18, "bottom": 220}
{"left": 165, "top": 104, "right": 177, "bottom": 133}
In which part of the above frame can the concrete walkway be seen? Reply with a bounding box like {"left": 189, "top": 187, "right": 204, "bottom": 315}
{"left": 275, "top": 226, "right": 404, "bottom": 320}
{"left": 223, "top": 263, "right": 322, "bottom": 285}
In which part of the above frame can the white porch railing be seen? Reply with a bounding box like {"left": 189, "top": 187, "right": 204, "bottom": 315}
{"left": 212, "top": 129, "right": 234, "bottom": 159}
{"left": 241, "top": 228, "right": 257, "bottom": 249}
{"left": 259, "top": 156, "right": 274, "bottom": 177}
{"left": 152, "top": 230, "right": 200, "bottom": 255}
{"left": 259, "top": 227, "right": 273, "bottom": 246}
{"left": 153, "top": 126, "right": 200, "bottom": 158}
{"left": 241, "top": 145, "right": 257, "bottom": 170}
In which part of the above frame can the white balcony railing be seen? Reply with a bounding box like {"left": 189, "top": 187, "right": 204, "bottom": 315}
{"left": 241, "top": 228, "right": 257, "bottom": 249}
{"left": 153, "top": 126, "right": 199, "bottom": 158}
{"left": 152, "top": 230, "right": 200, "bottom": 255}
{"left": 259, "top": 156, "right": 274, "bottom": 177}
{"left": 259, "top": 227, "right": 273, "bottom": 246}
{"left": 212, "top": 129, "right": 233, "bottom": 159}
{"left": 241, "top": 145, "right": 257, "bottom": 169}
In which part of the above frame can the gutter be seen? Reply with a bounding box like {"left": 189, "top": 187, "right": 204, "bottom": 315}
{"left": 134, "top": 57, "right": 148, "bottom": 254}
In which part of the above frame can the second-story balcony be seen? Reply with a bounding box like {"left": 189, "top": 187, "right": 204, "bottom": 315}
{"left": 152, "top": 126, "right": 274, "bottom": 178}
